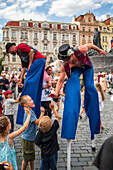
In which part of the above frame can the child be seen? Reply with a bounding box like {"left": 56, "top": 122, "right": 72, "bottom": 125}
{"left": 3, "top": 91, "right": 20, "bottom": 133}
{"left": 19, "top": 95, "right": 44, "bottom": 170}
{"left": 95, "top": 83, "right": 105, "bottom": 133}
{"left": 0, "top": 108, "right": 31, "bottom": 170}
{"left": 35, "top": 104, "right": 60, "bottom": 170}
{"left": 79, "top": 86, "right": 87, "bottom": 119}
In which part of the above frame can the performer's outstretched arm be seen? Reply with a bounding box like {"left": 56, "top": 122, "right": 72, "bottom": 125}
{"left": 79, "top": 44, "right": 107, "bottom": 56}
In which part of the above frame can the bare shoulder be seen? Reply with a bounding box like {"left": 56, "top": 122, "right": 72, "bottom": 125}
{"left": 79, "top": 44, "right": 92, "bottom": 53}
{"left": 61, "top": 65, "right": 65, "bottom": 72}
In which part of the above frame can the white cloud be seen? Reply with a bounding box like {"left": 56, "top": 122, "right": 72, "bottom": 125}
{"left": 21, "top": 0, "right": 48, "bottom": 9}
{"left": 48, "top": 0, "right": 101, "bottom": 17}
{"left": 96, "top": 14, "right": 107, "bottom": 21}
{"left": 0, "top": 2, "right": 6, "bottom": 8}
{"left": 101, "top": 0, "right": 113, "bottom": 3}
{"left": 0, "top": 0, "right": 48, "bottom": 21}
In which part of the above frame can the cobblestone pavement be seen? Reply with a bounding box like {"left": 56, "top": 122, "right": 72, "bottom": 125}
{"left": 14, "top": 91, "right": 113, "bottom": 170}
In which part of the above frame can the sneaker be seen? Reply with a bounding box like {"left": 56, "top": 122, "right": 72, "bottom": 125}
{"left": 79, "top": 115, "right": 82, "bottom": 119}
{"left": 108, "top": 91, "right": 113, "bottom": 95}
{"left": 92, "top": 147, "right": 96, "bottom": 152}
{"left": 101, "top": 126, "right": 104, "bottom": 130}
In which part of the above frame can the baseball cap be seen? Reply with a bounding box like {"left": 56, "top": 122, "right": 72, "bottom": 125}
{"left": 4, "top": 91, "right": 13, "bottom": 98}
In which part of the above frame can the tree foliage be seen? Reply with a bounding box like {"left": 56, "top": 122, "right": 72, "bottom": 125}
{"left": 0, "top": 57, "right": 4, "bottom": 72}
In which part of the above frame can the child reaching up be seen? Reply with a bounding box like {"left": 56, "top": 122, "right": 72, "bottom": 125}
{"left": 3, "top": 91, "right": 21, "bottom": 133}
{"left": 19, "top": 95, "right": 45, "bottom": 170}
{"left": 35, "top": 104, "right": 60, "bottom": 170}
{"left": 0, "top": 108, "right": 31, "bottom": 170}
{"left": 95, "top": 83, "right": 105, "bottom": 133}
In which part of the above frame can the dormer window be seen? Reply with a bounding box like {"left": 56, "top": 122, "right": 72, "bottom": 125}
{"left": 53, "top": 24, "right": 57, "bottom": 29}
{"left": 34, "top": 23, "right": 38, "bottom": 27}
{"left": 43, "top": 24, "right": 49, "bottom": 28}
{"left": 62, "top": 25, "right": 68, "bottom": 29}
{"left": 21, "top": 22, "right": 27, "bottom": 27}
{"left": 103, "top": 27, "right": 106, "bottom": 32}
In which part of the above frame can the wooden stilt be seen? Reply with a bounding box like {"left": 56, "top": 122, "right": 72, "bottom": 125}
{"left": 67, "top": 139, "right": 71, "bottom": 170}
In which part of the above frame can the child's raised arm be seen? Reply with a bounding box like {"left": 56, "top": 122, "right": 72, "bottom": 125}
{"left": 33, "top": 107, "right": 45, "bottom": 125}
{"left": 49, "top": 104, "right": 60, "bottom": 122}
{"left": 14, "top": 93, "right": 21, "bottom": 103}
{"left": 8, "top": 108, "right": 31, "bottom": 142}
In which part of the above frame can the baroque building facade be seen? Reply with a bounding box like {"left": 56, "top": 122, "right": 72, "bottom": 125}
{"left": 99, "top": 16, "right": 113, "bottom": 52}
{"left": 2, "top": 19, "right": 79, "bottom": 72}
{"left": 72, "top": 12, "right": 100, "bottom": 46}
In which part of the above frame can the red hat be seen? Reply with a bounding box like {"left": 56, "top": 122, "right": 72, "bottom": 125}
{"left": 4, "top": 91, "right": 13, "bottom": 98}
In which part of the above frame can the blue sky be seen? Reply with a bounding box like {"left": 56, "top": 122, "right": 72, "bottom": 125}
{"left": 0, "top": 0, "right": 113, "bottom": 42}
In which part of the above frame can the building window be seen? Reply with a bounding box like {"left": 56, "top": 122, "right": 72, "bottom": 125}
{"left": 62, "top": 34, "right": 65, "bottom": 40}
{"left": 53, "top": 24, "right": 57, "bottom": 29}
{"left": 21, "top": 23, "right": 27, "bottom": 27}
{"left": 73, "top": 34, "right": 76, "bottom": 41}
{"left": 103, "top": 27, "right": 106, "bottom": 32}
{"left": 21, "top": 32, "right": 24, "bottom": 39}
{"left": 105, "top": 36, "right": 107, "bottom": 42}
{"left": 66, "top": 35, "right": 68, "bottom": 40}
{"left": 73, "top": 26, "right": 75, "bottom": 30}
{"left": 44, "top": 44, "right": 47, "bottom": 51}
{"left": 83, "top": 27, "right": 85, "bottom": 31}
{"left": 83, "top": 35, "right": 85, "bottom": 41}
{"left": 34, "top": 43, "right": 37, "bottom": 49}
{"left": 53, "top": 43, "right": 56, "bottom": 50}
{"left": 89, "top": 27, "right": 91, "bottom": 32}
{"left": 25, "top": 32, "right": 28, "bottom": 39}
{"left": 43, "top": 24, "right": 49, "bottom": 28}
{"left": 53, "top": 34, "right": 57, "bottom": 40}
{"left": 105, "top": 45, "right": 107, "bottom": 51}
{"left": 12, "top": 56, "right": 16, "bottom": 62}
{"left": 12, "top": 32, "right": 16, "bottom": 38}
{"left": 34, "top": 33, "right": 37, "bottom": 39}
{"left": 89, "top": 35, "right": 91, "bottom": 41}
{"left": 88, "top": 17, "right": 91, "bottom": 22}
{"left": 6, "top": 31, "right": 9, "bottom": 38}
{"left": 44, "top": 33, "right": 47, "bottom": 40}
{"left": 103, "top": 45, "right": 107, "bottom": 51}
{"left": 34, "top": 23, "right": 38, "bottom": 27}
{"left": 62, "top": 26, "right": 65, "bottom": 29}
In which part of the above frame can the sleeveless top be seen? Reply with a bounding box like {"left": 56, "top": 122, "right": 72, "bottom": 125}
{"left": 0, "top": 135, "right": 17, "bottom": 170}
{"left": 73, "top": 47, "right": 92, "bottom": 68}
{"left": 63, "top": 47, "right": 92, "bottom": 79}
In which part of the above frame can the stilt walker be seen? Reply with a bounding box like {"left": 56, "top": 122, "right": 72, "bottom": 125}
{"left": 49, "top": 43, "right": 107, "bottom": 169}
{"left": 6, "top": 43, "right": 45, "bottom": 125}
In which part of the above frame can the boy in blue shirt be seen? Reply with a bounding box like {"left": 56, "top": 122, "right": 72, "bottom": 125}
{"left": 19, "top": 95, "right": 44, "bottom": 170}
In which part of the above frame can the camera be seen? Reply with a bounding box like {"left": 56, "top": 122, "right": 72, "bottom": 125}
{"left": 0, "top": 163, "right": 9, "bottom": 170}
